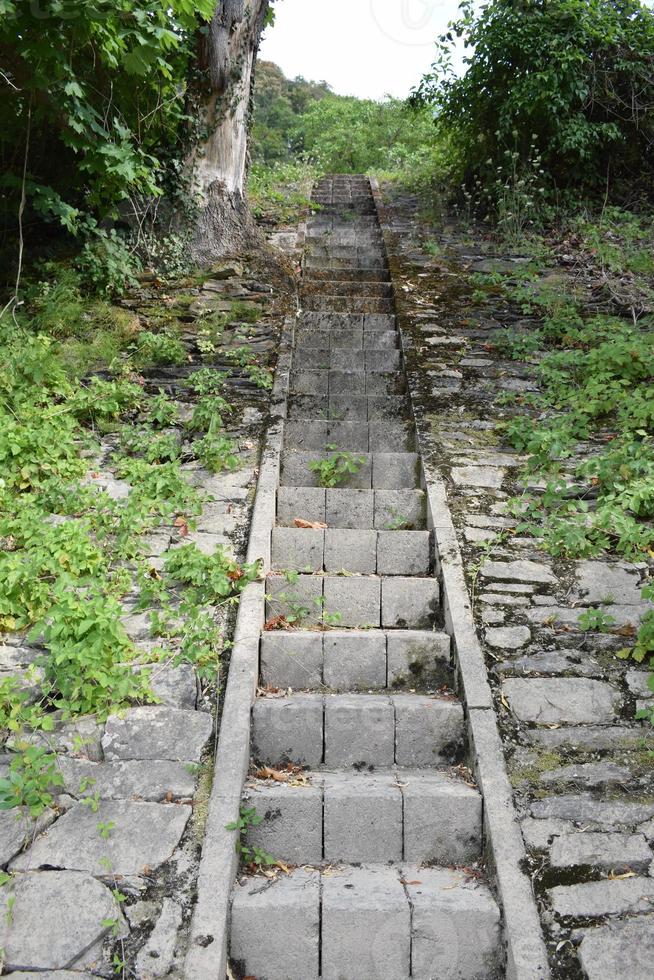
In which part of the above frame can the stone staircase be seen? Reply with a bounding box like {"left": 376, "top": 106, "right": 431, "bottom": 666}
{"left": 228, "top": 176, "right": 503, "bottom": 979}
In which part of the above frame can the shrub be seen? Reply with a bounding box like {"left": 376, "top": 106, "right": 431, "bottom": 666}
{"left": 414, "top": 0, "right": 654, "bottom": 198}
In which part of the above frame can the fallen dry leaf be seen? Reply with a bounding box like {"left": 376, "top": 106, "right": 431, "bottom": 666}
{"left": 174, "top": 515, "right": 189, "bottom": 536}
{"left": 294, "top": 517, "right": 328, "bottom": 529}
{"left": 263, "top": 615, "right": 291, "bottom": 631}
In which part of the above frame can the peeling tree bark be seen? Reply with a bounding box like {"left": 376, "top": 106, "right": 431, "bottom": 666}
{"left": 188, "top": 0, "right": 270, "bottom": 262}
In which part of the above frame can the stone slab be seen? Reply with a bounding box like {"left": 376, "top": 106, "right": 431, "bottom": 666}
{"left": 502, "top": 678, "right": 620, "bottom": 724}
{"left": 550, "top": 832, "right": 652, "bottom": 871}
{"left": 480, "top": 560, "right": 557, "bottom": 585}
{"left": 11, "top": 800, "right": 191, "bottom": 876}
{"left": 230, "top": 869, "right": 320, "bottom": 979}
{"left": 548, "top": 876, "right": 654, "bottom": 918}
{"left": 58, "top": 757, "right": 196, "bottom": 801}
{"left": 102, "top": 706, "right": 212, "bottom": 762}
{"left": 0, "top": 870, "right": 125, "bottom": 972}
{"left": 403, "top": 867, "right": 501, "bottom": 980}
{"left": 321, "top": 865, "right": 410, "bottom": 980}
{"left": 577, "top": 915, "right": 654, "bottom": 980}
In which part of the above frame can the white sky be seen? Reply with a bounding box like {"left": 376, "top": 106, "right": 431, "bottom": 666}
{"left": 260, "top": 0, "right": 464, "bottom": 100}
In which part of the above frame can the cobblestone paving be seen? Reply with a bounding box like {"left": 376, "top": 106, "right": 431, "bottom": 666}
{"left": 228, "top": 177, "right": 504, "bottom": 979}
{"left": 378, "top": 188, "right": 654, "bottom": 980}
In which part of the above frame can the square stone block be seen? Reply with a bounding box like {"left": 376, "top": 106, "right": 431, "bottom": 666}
{"left": 330, "top": 350, "right": 365, "bottom": 371}
{"left": 271, "top": 527, "right": 324, "bottom": 573}
{"left": 393, "top": 695, "right": 464, "bottom": 766}
{"left": 365, "top": 350, "right": 401, "bottom": 373}
{"left": 252, "top": 695, "right": 324, "bottom": 767}
{"left": 230, "top": 869, "right": 320, "bottom": 979}
{"left": 386, "top": 630, "right": 451, "bottom": 689}
{"left": 329, "top": 395, "right": 368, "bottom": 420}
{"left": 327, "top": 421, "right": 369, "bottom": 451}
{"left": 283, "top": 420, "right": 328, "bottom": 451}
{"left": 290, "top": 370, "right": 328, "bottom": 395}
{"left": 382, "top": 577, "right": 439, "bottom": 629}
{"left": 404, "top": 869, "right": 501, "bottom": 979}
{"left": 373, "top": 453, "right": 420, "bottom": 490}
{"left": 377, "top": 530, "right": 430, "bottom": 576}
{"left": 326, "top": 489, "right": 374, "bottom": 529}
{"left": 324, "top": 695, "right": 394, "bottom": 767}
{"left": 245, "top": 780, "right": 323, "bottom": 864}
{"left": 328, "top": 371, "right": 366, "bottom": 396}
{"left": 402, "top": 771, "right": 481, "bottom": 864}
{"left": 323, "top": 630, "right": 386, "bottom": 689}
{"left": 277, "top": 487, "right": 326, "bottom": 526}
{"left": 265, "top": 574, "right": 323, "bottom": 627}
{"left": 368, "top": 420, "right": 414, "bottom": 452}
{"left": 374, "top": 489, "right": 427, "bottom": 530}
{"left": 323, "top": 576, "right": 381, "bottom": 628}
{"left": 321, "top": 866, "right": 410, "bottom": 980}
{"left": 324, "top": 529, "right": 377, "bottom": 574}
{"left": 287, "top": 394, "right": 328, "bottom": 419}
{"left": 324, "top": 773, "right": 402, "bottom": 862}
{"left": 260, "top": 632, "right": 323, "bottom": 689}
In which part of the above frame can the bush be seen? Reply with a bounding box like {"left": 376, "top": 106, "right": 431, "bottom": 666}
{"left": 414, "top": 0, "right": 654, "bottom": 198}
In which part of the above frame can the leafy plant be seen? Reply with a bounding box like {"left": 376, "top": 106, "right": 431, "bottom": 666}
{"left": 194, "top": 434, "right": 239, "bottom": 473}
{"left": 413, "top": 0, "right": 654, "bottom": 197}
{"left": 226, "top": 805, "right": 276, "bottom": 867}
{"left": 308, "top": 448, "right": 366, "bottom": 488}
{"left": 130, "top": 331, "right": 186, "bottom": 370}
{"left": 35, "top": 585, "right": 152, "bottom": 718}
{"left": 577, "top": 607, "right": 617, "bottom": 632}
{"left": 0, "top": 747, "right": 63, "bottom": 817}
{"left": 146, "top": 391, "right": 180, "bottom": 428}
{"left": 163, "top": 544, "right": 259, "bottom": 605}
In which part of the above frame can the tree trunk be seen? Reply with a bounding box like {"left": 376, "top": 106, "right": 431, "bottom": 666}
{"left": 188, "top": 0, "right": 270, "bottom": 262}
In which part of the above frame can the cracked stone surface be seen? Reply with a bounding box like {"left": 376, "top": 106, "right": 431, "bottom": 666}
{"left": 102, "top": 705, "right": 212, "bottom": 761}
{"left": 57, "top": 757, "right": 196, "bottom": 801}
{"left": 480, "top": 559, "right": 557, "bottom": 585}
{"left": 577, "top": 915, "right": 654, "bottom": 979}
{"left": 135, "top": 897, "right": 183, "bottom": 978}
{"left": 485, "top": 625, "right": 531, "bottom": 649}
{"left": 0, "top": 871, "right": 126, "bottom": 972}
{"left": 549, "top": 832, "right": 652, "bottom": 871}
{"left": 11, "top": 800, "right": 191, "bottom": 876}
{"left": 502, "top": 678, "right": 620, "bottom": 724}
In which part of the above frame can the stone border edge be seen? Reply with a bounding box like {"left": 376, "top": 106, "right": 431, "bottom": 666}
{"left": 183, "top": 313, "right": 294, "bottom": 979}
{"left": 370, "top": 177, "right": 550, "bottom": 980}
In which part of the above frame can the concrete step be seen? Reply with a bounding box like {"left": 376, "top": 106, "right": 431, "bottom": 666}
{"left": 289, "top": 369, "right": 405, "bottom": 396}
{"left": 271, "top": 527, "right": 431, "bottom": 577}
{"left": 230, "top": 864, "right": 501, "bottom": 980}
{"left": 260, "top": 628, "right": 451, "bottom": 690}
{"left": 303, "top": 268, "right": 389, "bottom": 283}
{"left": 283, "top": 419, "right": 415, "bottom": 452}
{"left": 291, "top": 348, "right": 401, "bottom": 372}
{"left": 265, "top": 572, "right": 439, "bottom": 629}
{"left": 301, "top": 295, "right": 394, "bottom": 314}
{"left": 279, "top": 451, "right": 421, "bottom": 489}
{"left": 251, "top": 693, "right": 463, "bottom": 769}
{"left": 294, "top": 330, "right": 398, "bottom": 351}
{"left": 298, "top": 313, "right": 396, "bottom": 331}
{"left": 305, "top": 237, "right": 385, "bottom": 250}
{"left": 304, "top": 245, "right": 386, "bottom": 261}
{"left": 276, "top": 486, "right": 428, "bottom": 530}
{"left": 287, "top": 394, "right": 410, "bottom": 421}
{"left": 304, "top": 256, "right": 388, "bottom": 271}
{"left": 243, "top": 768, "right": 480, "bottom": 865}
{"left": 301, "top": 280, "right": 392, "bottom": 297}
